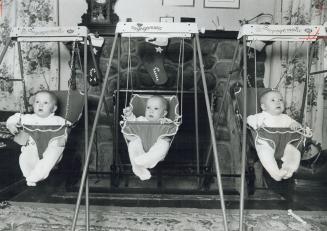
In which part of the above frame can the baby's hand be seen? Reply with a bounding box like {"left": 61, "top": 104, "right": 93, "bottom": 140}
{"left": 6, "top": 123, "right": 19, "bottom": 135}
{"left": 159, "top": 118, "right": 171, "bottom": 124}
{"left": 290, "top": 121, "right": 302, "bottom": 130}
{"left": 123, "top": 106, "right": 133, "bottom": 117}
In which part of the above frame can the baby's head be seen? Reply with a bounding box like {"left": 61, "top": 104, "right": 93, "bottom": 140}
{"left": 260, "top": 90, "right": 284, "bottom": 116}
{"left": 33, "top": 90, "right": 58, "bottom": 118}
{"left": 145, "top": 95, "right": 168, "bottom": 121}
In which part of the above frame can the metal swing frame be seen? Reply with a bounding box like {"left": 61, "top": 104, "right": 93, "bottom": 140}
{"left": 235, "top": 24, "right": 327, "bottom": 231}
{"left": 71, "top": 22, "right": 229, "bottom": 231}
{"left": 0, "top": 26, "right": 94, "bottom": 230}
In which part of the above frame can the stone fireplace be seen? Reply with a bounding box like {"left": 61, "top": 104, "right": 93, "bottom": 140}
{"left": 62, "top": 15, "right": 267, "bottom": 192}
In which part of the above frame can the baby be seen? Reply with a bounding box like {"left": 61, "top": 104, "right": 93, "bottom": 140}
{"left": 247, "top": 90, "right": 302, "bottom": 181}
{"left": 6, "top": 90, "right": 70, "bottom": 186}
{"left": 123, "top": 95, "right": 171, "bottom": 180}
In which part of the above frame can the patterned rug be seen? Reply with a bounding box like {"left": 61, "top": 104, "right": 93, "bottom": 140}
{"left": 0, "top": 202, "right": 327, "bottom": 231}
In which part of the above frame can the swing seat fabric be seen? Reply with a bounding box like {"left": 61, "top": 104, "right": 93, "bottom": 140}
{"left": 252, "top": 127, "right": 303, "bottom": 160}
{"left": 122, "top": 122, "right": 178, "bottom": 152}
{"left": 121, "top": 94, "right": 181, "bottom": 152}
{"left": 54, "top": 90, "right": 85, "bottom": 124}
{"left": 20, "top": 125, "right": 68, "bottom": 159}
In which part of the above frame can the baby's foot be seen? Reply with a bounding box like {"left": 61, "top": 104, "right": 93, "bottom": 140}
{"left": 26, "top": 181, "right": 36, "bottom": 187}
{"left": 132, "top": 167, "right": 151, "bottom": 181}
{"left": 278, "top": 169, "right": 288, "bottom": 180}
{"left": 281, "top": 167, "right": 293, "bottom": 180}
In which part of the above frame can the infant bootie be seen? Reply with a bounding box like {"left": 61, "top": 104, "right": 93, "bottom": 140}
{"left": 26, "top": 181, "right": 36, "bottom": 187}
{"left": 132, "top": 166, "right": 151, "bottom": 181}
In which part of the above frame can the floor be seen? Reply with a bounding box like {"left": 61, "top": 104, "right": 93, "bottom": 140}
{"left": 1, "top": 138, "right": 327, "bottom": 212}
{"left": 4, "top": 165, "right": 327, "bottom": 212}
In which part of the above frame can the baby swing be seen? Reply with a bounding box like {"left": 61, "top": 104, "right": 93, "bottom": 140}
{"left": 119, "top": 36, "right": 184, "bottom": 157}
{"left": 15, "top": 89, "right": 85, "bottom": 159}
{"left": 236, "top": 23, "right": 327, "bottom": 231}
{"left": 72, "top": 22, "right": 229, "bottom": 231}
{"left": 232, "top": 86, "right": 312, "bottom": 159}
{"left": 0, "top": 27, "right": 88, "bottom": 157}
{"left": 121, "top": 94, "right": 181, "bottom": 152}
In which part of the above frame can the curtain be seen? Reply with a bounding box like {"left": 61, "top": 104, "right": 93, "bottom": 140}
{"left": 0, "top": 0, "right": 18, "bottom": 111}
{"left": 0, "top": 0, "right": 59, "bottom": 112}
{"left": 264, "top": 0, "right": 326, "bottom": 149}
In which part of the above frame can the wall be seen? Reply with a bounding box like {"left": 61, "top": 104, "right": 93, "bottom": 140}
{"left": 58, "top": 0, "right": 87, "bottom": 26}
{"left": 115, "top": 0, "right": 275, "bottom": 31}
{"left": 58, "top": 0, "right": 87, "bottom": 89}
{"left": 59, "top": 0, "right": 276, "bottom": 31}
{"left": 56, "top": 0, "right": 275, "bottom": 88}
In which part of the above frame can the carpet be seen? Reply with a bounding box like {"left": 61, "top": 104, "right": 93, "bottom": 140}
{"left": 0, "top": 202, "right": 327, "bottom": 231}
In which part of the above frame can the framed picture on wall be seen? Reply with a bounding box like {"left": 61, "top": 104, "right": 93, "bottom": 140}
{"left": 162, "top": 0, "right": 194, "bottom": 7}
{"left": 204, "top": 0, "right": 240, "bottom": 8}
{"left": 160, "top": 16, "right": 175, "bottom": 23}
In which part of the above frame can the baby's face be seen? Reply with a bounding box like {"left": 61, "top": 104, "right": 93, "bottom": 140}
{"left": 145, "top": 97, "right": 167, "bottom": 121}
{"left": 33, "top": 92, "right": 57, "bottom": 118}
{"left": 261, "top": 91, "right": 285, "bottom": 116}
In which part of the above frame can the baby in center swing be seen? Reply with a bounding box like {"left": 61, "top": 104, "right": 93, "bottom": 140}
{"left": 123, "top": 95, "right": 172, "bottom": 181}
{"left": 247, "top": 89, "right": 303, "bottom": 181}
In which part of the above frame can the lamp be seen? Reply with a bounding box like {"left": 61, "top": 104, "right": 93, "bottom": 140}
{"left": 239, "top": 13, "right": 273, "bottom": 25}
{"left": 240, "top": 13, "right": 274, "bottom": 51}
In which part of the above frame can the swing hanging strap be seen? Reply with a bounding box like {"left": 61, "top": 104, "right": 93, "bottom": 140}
{"left": 124, "top": 36, "right": 133, "bottom": 110}
{"left": 176, "top": 38, "right": 184, "bottom": 122}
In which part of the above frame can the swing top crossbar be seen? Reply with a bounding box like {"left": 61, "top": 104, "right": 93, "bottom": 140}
{"left": 115, "top": 22, "right": 198, "bottom": 38}
{"left": 10, "top": 26, "right": 88, "bottom": 42}
{"left": 238, "top": 24, "right": 327, "bottom": 41}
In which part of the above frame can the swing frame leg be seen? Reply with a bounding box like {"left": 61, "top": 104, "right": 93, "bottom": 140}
{"left": 70, "top": 36, "right": 90, "bottom": 231}
{"left": 17, "top": 42, "right": 29, "bottom": 111}
{"left": 195, "top": 34, "right": 229, "bottom": 231}
{"left": 71, "top": 33, "right": 119, "bottom": 231}
{"left": 193, "top": 38, "right": 200, "bottom": 188}
{"left": 202, "top": 39, "right": 241, "bottom": 190}
{"left": 239, "top": 36, "right": 248, "bottom": 231}
{"left": 299, "top": 42, "right": 315, "bottom": 124}
{"left": 113, "top": 37, "right": 122, "bottom": 186}
{"left": 83, "top": 36, "right": 90, "bottom": 231}
{"left": 0, "top": 39, "right": 11, "bottom": 66}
